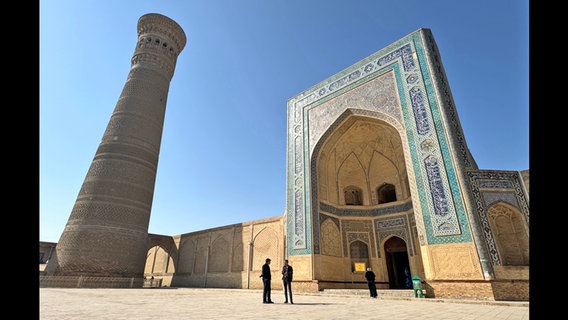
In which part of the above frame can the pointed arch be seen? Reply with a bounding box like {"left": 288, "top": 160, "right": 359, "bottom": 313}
{"left": 338, "top": 153, "right": 367, "bottom": 205}
{"left": 320, "top": 218, "right": 342, "bottom": 256}
{"left": 487, "top": 202, "right": 529, "bottom": 266}
{"left": 252, "top": 227, "right": 280, "bottom": 271}
{"left": 383, "top": 235, "right": 411, "bottom": 289}
{"left": 209, "top": 236, "right": 230, "bottom": 272}
{"left": 145, "top": 234, "right": 178, "bottom": 275}
{"left": 177, "top": 237, "right": 196, "bottom": 274}
{"left": 145, "top": 245, "right": 175, "bottom": 274}
{"left": 311, "top": 111, "right": 410, "bottom": 255}
{"left": 194, "top": 236, "right": 210, "bottom": 274}
{"left": 349, "top": 240, "right": 369, "bottom": 259}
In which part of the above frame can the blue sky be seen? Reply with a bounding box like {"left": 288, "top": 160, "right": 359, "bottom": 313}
{"left": 40, "top": 0, "right": 529, "bottom": 243}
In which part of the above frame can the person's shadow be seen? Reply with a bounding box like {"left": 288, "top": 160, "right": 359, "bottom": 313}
{"left": 282, "top": 303, "right": 335, "bottom": 305}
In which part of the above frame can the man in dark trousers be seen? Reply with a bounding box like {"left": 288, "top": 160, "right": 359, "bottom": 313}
{"left": 364, "top": 267, "right": 378, "bottom": 298}
{"left": 281, "top": 259, "right": 294, "bottom": 304}
{"left": 261, "top": 258, "right": 274, "bottom": 303}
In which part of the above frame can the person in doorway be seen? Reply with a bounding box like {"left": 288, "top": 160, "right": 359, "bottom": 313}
{"left": 404, "top": 266, "right": 412, "bottom": 289}
{"left": 260, "top": 258, "right": 274, "bottom": 303}
{"left": 364, "top": 267, "right": 378, "bottom": 298}
{"left": 281, "top": 259, "right": 294, "bottom": 304}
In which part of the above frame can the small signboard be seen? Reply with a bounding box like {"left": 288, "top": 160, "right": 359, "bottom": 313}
{"left": 354, "top": 262, "right": 366, "bottom": 272}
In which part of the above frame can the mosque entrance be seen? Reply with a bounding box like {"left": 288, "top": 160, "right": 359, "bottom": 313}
{"left": 384, "top": 236, "right": 411, "bottom": 289}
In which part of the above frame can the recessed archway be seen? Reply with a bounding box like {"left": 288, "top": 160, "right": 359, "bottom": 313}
{"left": 384, "top": 236, "right": 411, "bottom": 289}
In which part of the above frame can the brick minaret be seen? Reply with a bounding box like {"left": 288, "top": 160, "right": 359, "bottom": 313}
{"left": 43, "top": 13, "right": 186, "bottom": 287}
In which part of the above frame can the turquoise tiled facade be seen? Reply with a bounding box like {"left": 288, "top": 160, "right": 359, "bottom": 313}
{"left": 287, "top": 28, "right": 493, "bottom": 256}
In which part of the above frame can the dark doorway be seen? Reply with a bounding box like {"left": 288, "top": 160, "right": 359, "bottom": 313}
{"left": 384, "top": 236, "right": 410, "bottom": 289}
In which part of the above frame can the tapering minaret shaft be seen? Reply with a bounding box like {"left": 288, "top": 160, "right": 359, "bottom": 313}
{"left": 44, "top": 13, "right": 186, "bottom": 286}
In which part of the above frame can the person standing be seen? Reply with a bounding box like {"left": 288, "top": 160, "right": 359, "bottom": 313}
{"left": 364, "top": 267, "right": 378, "bottom": 298}
{"left": 261, "top": 258, "right": 274, "bottom": 303}
{"left": 281, "top": 259, "right": 294, "bottom": 304}
{"left": 404, "top": 266, "right": 412, "bottom": 289}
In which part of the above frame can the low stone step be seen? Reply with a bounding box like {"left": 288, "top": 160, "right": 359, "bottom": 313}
{"left": 320, "top": 289, "right": 419, "bottom": 298}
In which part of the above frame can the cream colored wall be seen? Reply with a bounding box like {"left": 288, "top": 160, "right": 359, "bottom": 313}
{"left": 150, "top": 216, "right": 286, "bottom": 290}
{"left": 421, "top": 243, "right": 484, "bottom": 280}
{"left": 492, "top": 265, "right": 529, "bottom": 280}
{"left": 145, "top": 212, "right": 425, "bottom": 292}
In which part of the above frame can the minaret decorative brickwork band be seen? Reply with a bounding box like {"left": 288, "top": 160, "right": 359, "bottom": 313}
{"left": 43, "top": 13, "right": 186, "bottom": 287}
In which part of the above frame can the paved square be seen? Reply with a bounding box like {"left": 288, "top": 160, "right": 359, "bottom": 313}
{"left": 40, "top": 288, "right": 529, "bottom": 320}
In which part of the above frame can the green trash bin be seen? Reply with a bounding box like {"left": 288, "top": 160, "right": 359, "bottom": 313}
{"left": 412, "top": 276, "right": 425, "bottom": 298}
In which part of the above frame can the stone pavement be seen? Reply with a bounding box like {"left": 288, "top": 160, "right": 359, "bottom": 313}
{"left": 39, "top": 288, "right": 529, "bottom": 320}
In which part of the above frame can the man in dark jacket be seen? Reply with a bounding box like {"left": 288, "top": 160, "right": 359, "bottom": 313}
{"left": 364, "top": 267, "right": 378, "bottom": 298}
{"left": 281, "top": 259, "right": 294, "bottom": 304}
{"left": 261, "top": 258, "right": 274, "bottom": 303}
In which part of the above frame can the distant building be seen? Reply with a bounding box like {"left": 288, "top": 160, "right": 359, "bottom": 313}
{"left": 40, "top": 241, "right": 56, "bottom": 272}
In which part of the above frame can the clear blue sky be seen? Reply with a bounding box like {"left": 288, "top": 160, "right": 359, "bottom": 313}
{"left": 40, "top": 0, "right": 529, "bottom": 243}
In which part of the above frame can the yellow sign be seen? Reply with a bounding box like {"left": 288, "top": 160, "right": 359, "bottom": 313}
{"left": 354, "top": 262, "right": 366, "bottom": 272}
